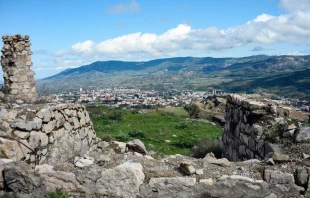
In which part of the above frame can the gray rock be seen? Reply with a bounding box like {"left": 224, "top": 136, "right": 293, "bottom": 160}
{"left": 204, "top": 152, "right": 231, "bottom": 167}
{"left": 179, "top": 161, "right": 196, "bottom": 175}
{"left": 126, "top": 139, "right": 147, "bottom": 154}
{"left": 96, "top": 162, "right": 144, "bottom": 197}
{"left": 75, "top": 155, "right": 94, "bottom": 167}
{"left": 42, "top": 120, "right": 56, "bottom": 133}
{"left": 29, "top": 131, "right": 48, "bottom": 149}
{"left": 295, "top": 168, "right": 308, "bottom": 187}
{"left": 264, "top": 170, "right": 294, "bottom": 185}
{"left": 3, "top": 162, "right": 42, "bottom": 194}
{"left": 295, "top": 127, "right": 310, "bottom": 143}
{"left": 110, "top": 141, "right": 127, "bottom": 153}
{"left": 139, "top": 177, "right": 196, "bottom": 198}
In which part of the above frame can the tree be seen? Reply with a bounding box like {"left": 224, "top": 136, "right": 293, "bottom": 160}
{"left": 183, "top": 104, "right": 200, "bottom": 118}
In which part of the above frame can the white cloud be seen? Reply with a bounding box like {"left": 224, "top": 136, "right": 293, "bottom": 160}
{"left": 71, "top": 40, "right": 94, "bottom": 54}
{"left": 279, "top": 0, "right": 310, "bottom": 12}
{"left": 65, "top": 10, "right": 310, "bottom": 60}
{"left": 108, "top": 0, "right": 140, "bottom": 14}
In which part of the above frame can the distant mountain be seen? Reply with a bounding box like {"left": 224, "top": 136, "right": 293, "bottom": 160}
{"left": 38, "top": 55, "right": 310, "bottom": 99}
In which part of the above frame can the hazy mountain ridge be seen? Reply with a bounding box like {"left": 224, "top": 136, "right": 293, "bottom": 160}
{"left": 38, "top": 55, "right": 310, "bottom": 98}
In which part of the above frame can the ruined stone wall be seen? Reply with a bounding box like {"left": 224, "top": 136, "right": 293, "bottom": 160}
{"left": 0, "top": 103, "right": 99, "bottom": 165}
{"left": 221, "top": 94, "right": 309, "bottom": 161}
{"left": 1, "top": 34, "right": 37, "bottom": 103}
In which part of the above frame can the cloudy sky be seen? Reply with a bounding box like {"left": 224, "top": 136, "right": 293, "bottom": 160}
{"left": 1, "top": 0, "right": 310, "bottom": 79}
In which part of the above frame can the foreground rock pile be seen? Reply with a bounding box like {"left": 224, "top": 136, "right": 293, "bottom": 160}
{"left": 1, "top": 35, "right": 37, "bottom": 103}
{"left": 1, "top": 136, "right": 310, "bottom": 197}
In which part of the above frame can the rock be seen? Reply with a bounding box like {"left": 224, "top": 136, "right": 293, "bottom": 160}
{"left": 134, "top": 152, "right": 143, "bottom": 158}
{"left": 41, "top": 169, "right": 83, "bottom": 193}
{"left": 13, "top": 130, "right": 30, "bottom": 139}
{"left": 75, "top": 155, "right": 95, "bottom": 167}
{"left": 179, "top": 161, "right": 196, "bottom": 175}
{"left": 264, "top": 170, "right": 294, "bottom": 185}
{"left": 266, "top": 158, "right": 275, "bottom": 166}
{"left": 270, "top": 152, "right": 289, "bottom": 163}
{"left": 96, "top": 162, "right": 145, "bottom": 197}
{"left": 3, "top": 162, "right": 42, "bottom": 194}
{"left": 0, "top": 137, "right": 27, "bottom": 161}
{"left": 303, "top": 153, "right": 310, "bottom": 159}
{"left": 140, "top": 177, "right": 196, "bottom": 198}
{"left": 144, "top": 155, "right": 154, "bottom": 160}
{"left": 110, "top": 141, "right": 126, "bottom": 153}
{"left": 295, "top": 168, "right": 308, "bottom": 187}
{"left": 36, "top": 108, "right": 52, "bottom": 122}
{"left": 29, "top": 131, "right": 48, "bottom": 149}
{"left": 127, "top": 139, "right": 147, "bottom": 154}
{"left": 204, "top": 152, "right": 231, "bottom": 167}
{"left": 42, "top": 120, "right": 56, "bottom": 133}
{"left": 264, "top": 193, "right": 278, "bottom": 198}
{"left": 295, "top": 127, "right": 310, "bottom": 143}
{"left": 35, "top": 164, "right": 54, "bottom": 174}
{"left": 97, "top": 141, "right": 109, "bottom": 149}
{"left": 199, "top": 178, "right": 214, "bottom": 186}
{"left": 10, "top": 119, "right": 32, "bottom": 131}
{"left": 196, "top": 169, "right": 204, "bottom": 175}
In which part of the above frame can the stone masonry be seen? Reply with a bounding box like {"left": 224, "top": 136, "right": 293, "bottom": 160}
{"left": 1, "top": 34, "right": 37, "bottom": 103}
{"left": 0, "top": 103, "right": 98, "bottom": 166}
{"left": 222, "top": 94, "right": 309, "bottom": 161}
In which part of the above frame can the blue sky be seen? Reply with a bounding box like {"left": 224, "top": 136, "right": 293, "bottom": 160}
{"left": 1, "top": 0, "right": 310, "bottom": 79}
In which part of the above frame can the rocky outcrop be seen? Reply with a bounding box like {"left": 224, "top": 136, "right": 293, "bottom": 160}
{"left": 1, "top": 34, "right": 37, "bottom": 103}
{"left": 222, "top": 94, "right": 309, "bottom": 161}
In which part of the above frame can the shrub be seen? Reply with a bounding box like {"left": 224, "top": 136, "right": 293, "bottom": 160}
{"left": 47, "top": 188, "right": 69, "bottom": 198}
{"left": 114, "top": 132, "right": 131, "bottom": 142}
{"left": 172, "top": 131, "right": 198, "bottom": 149}
{"left": 175, "top": 121, "right": 190, "bottom": 129}
{"left": 128, "top": 130, "right": 146, "bottom": 140}
{"left": 108, "top": 110, "right": 124, "bottom": 121}
{"left": 191, "top": 138, "right": 222, "bottom": 158}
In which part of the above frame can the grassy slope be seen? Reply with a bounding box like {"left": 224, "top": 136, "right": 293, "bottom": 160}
{"left": 87, "top": 106, "right": 221, "bottom": 156}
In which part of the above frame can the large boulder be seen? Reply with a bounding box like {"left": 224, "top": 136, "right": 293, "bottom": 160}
{"left": 96, "top": 162, "right": 145, "bottom": 197}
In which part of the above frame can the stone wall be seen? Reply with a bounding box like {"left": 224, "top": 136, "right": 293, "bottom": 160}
{"left": 1, "top": 34, "right": 37, "bottom": 103}
{"left": 0, "top": 103, "right": 99, "bottom": 165}
{"left": 221, "top": 94, "right": 309, "bottom": 161}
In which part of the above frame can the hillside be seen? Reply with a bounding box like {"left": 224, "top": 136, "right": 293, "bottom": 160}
{"left": 37, "top": 55, "right": 310, "bottom": 98}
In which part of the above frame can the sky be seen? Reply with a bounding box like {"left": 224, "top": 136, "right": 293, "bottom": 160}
{"left": 1, "top": 0, "right": 310, "bottom": 79}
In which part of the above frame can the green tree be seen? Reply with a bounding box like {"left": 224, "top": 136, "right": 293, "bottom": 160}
{"left": 183, "top": 104, "right": 200, "bottom": 118}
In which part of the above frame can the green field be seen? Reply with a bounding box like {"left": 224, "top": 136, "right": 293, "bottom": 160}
{"left": 87, "top": 105, "right": 222, "bottom": 156}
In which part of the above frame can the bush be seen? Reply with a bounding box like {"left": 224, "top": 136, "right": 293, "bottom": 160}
{"left": 172, "top": 131, "right": 198, "bottom": 149}
{"left": 191, "top": 138, "right": 222, "bottom": 158}
{"left": 175, "top": 121, "right": 190, "bottom": 129}
{"left": 114, "top": 132, "right": 131, "bottom": 142}
{"left": 47, "top": 188, "right": 69, "bottom": 198}
{"left": 128, "top": 130, "right": 146, "bottom": 140}
{"left": 108, "top": 110, "right": 124, "bottom": 121}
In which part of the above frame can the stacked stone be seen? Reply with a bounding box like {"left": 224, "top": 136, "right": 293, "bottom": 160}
{"left": 0, "top": 103, "right": 100, "bottom": 165}
{"left": 221, "top": 95, "right": 277, "bottom": 161}
{"left": 1, "top": 34, "right": 37, "bottom": 103}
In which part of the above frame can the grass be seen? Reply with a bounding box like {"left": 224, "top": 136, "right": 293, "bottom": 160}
{"left": 87, "top": 105, "right": 222, "bottom": 156}
{"left": 157, "top": 107, "right": 188, "bottom": 117}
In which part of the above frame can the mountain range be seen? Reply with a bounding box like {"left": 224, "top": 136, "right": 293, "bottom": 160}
{"left": 37, "top": 55, "right": 310, "bottom": 99}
